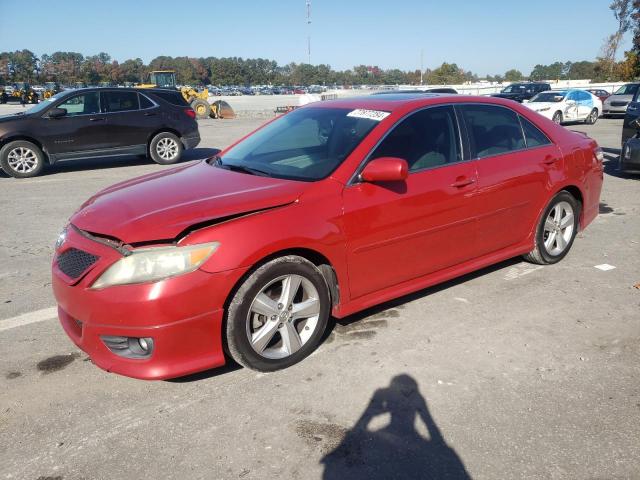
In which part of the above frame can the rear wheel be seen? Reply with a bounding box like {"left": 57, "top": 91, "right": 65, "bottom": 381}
{"left": 0, "top": 140, "right": 45, "bottom": 178}
{"left": 225, "top": 256, "right": 330, "bottom": 372}
{"left": 190, "top": 99, "right": 211, "bottom": 119}
{"left": 149, "top": 132, "right": 183, "bottom": 165}
{"left": 552, "top": 111, "right": 563, "bottom": 124}
{"left": 585, "top": 108, "right": 598, "bottom": 125}
{"left": 523, "top": 191, "right": 580, "bottom": 265}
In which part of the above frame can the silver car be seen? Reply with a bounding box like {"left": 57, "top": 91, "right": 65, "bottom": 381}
{"left": 603, "top": 83, "right": 640, "bottom": 116}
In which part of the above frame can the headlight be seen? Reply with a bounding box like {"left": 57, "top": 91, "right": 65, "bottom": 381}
{"left": 91, "top": 242, "right": 219, "bottom": 289}
{"left": 55, "top": 226, "right": 68, "bottom": 250}
{"left": 537, "top": 107, "right": 550, "bottom": 112}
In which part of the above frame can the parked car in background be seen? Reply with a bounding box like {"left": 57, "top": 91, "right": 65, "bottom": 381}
{"left": 524, "top": 89, "right": 601, "bottom": 125}
{"left": 602, "top": 83, "right": 640, "bottom": 116}
{"left": 491, "top": 82, "right": 551, "bottom": 103}
{"left": 586, "top": 89, "right": 610, "bottom": 104}
{"left": 52, "top": 94, "right": 603, "bottom": 379}
{"left": 619, "top": 87, "right": 640, "bottom": 173}
{"left": 0, "top": 87, "right": 200, "bottom": 178}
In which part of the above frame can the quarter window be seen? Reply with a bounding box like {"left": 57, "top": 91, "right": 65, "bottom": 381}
{"left": 369, "top": 106, "right": 461, "bottom": 172}
{"left": 459, "top": 104, "right": 526, "bottom": 158}
{"left": 139, "top": 93, "right": 154, "bottom": 109}
{"left": 102, "top": 91, "right": 139, "bottom": 112}
{"left": 519, "top": 115, "right": 551, "bottom": 148}
{"left": 57, "top": 92, "right": 100, "bottom": 116}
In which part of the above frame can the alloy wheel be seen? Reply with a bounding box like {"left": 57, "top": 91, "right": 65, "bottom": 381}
{"left": 543, "top": 201, "right": 574, "bottom": 256}
{"left": 6, "top": 146, "right": 38, "bottom": 174}
{"left": 246, "top": 274, "right": 321, "bottom": 359}
{"left": 156, "top": 137, "right": 179, "bottom": 161}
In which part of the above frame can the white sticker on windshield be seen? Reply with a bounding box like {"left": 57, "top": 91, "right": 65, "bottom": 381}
{"left": 347, "top": 109, "right": 390, "bottom": 121}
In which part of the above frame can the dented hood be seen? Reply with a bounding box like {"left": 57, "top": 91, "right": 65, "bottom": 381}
{"left": 71, "top": 161, "right": 307, "bottom": 244}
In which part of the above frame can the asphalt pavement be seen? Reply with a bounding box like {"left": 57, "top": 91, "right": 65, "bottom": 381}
{"left": 0, "top": 110, "right": 638, "bottom": 480}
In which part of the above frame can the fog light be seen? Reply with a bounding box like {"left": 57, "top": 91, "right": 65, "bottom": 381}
{"left": 138, "top": 338, "right": 149, "bottom": 352}
{"left": 101, "top": 336, "right": 154, "bottom": 359}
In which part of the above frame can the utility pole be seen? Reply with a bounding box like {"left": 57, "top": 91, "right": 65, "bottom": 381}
{"left": 306, "top": 0, "right": 312, "bottom": 64}
{"left": 420, "top": 48, "right": 424, "bottom": 85}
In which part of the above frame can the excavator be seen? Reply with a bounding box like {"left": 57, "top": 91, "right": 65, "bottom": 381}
{"left": 137, "top": 70, "right": 234, "bottom": 119}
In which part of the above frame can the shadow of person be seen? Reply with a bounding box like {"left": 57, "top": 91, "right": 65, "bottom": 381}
{"left": 321, "top": 375, "right": 471, "bottom": 480}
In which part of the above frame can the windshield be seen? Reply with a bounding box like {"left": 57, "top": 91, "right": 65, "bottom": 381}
{"left": 614, "top": 84, "right": 639, "bottom": 95}
{"left": 530, "top": 92, "right": 565, "bottom": 102}
{"left": 25, "top": 90, "right": 68, "bottom": 115}
{"left": 502, "top": 84, "right": 529, "bottom": 93}
{"left": 218, "top": 107, "right": 383, "bottom": 181}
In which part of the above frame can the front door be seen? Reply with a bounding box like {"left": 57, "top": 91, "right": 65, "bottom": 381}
{"left": 41, "top": 91, "right": 108, "bottom": 156}
{"left": 342, "top": 105, "right": 478, "bottom": 299}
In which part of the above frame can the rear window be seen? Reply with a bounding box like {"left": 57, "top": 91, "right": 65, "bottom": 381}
{"left": 459, "top": 104, "right": 526, "bottom": 158}
{"left": 151, "top": 91, "right": 188, "bottom": 106}
{"left": 103, "top": 91, "right": 139, "bottom": 112}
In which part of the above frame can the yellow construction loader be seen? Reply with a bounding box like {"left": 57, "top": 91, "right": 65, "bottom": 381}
{"left": 137, "top": 70, "right": 234, "bottom": 119}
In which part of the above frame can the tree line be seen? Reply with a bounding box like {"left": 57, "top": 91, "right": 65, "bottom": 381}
{"left": 2, "top": 2, "right": 639, "bottom": 88}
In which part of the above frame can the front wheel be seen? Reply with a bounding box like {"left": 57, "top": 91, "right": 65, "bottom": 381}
{"left": 225, "top": 256, "right": 330, "bottom": 372}
{"left": 585, "top": 108, "right": 598, "bottom": 125}
{"left": 149, "top": 132, "right": 183, "bottom": 165}
{"left": 552, "top": 111, "right": 563, "bottom": 124}
{"left": 0, "top": 140, "right": 45, "bottom": 178}
{"left": 523, "top": 191, "right": 580, "bottom": 265}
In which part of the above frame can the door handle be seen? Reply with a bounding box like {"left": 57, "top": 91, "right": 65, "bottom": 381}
{"left": 144, "top": 112, "right": 157, "bottom": 117}
{"left": 89, "top": 117, "right": 105, "bottom": 122}
{"left": 542, "top": 155, "right": 558, "bottom": 165}
{"left": 450, "top": 177, "right": 475, "bottom": 188}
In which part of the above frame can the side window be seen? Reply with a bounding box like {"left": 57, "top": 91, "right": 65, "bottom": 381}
{"left": 139, "top": 93, "right": 154, "bottom": 109}
{"left": 57, "top": 92, "right": 100, "bottom": 116}
{"left": 459, "top": 104, "right": 526, "bottom": 158}
{"left": 566, "top": 92, "right": 577, "bottom": 102}
{"left": 370, "top": 106, "right": 461, "bottom": 172}
{"left": 519, "top": 115, "right": 552, "bottom": 148}
{"left": 102, "top": 91, "right": 140, "bottom": 112}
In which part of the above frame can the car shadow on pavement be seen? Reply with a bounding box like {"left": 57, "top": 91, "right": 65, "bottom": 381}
{"left": 165, "top": 360, "right": 242, "bottom": 383}
{"left": 332, "top": 256, "right": 522, "bottom": 332}
{"left": 0, "top": 147, "right": 221, "bottom": 179}
{"left": 321, "top": 374, "right": 472, "bottom": 479}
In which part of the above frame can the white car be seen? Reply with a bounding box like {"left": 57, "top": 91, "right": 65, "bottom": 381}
{"left": 524, "top": 89, "right": 602, "bottom": 125}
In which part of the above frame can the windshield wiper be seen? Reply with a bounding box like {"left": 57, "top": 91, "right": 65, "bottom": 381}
{"left": 211, "top": 156, "right": 272, "bottom": 177}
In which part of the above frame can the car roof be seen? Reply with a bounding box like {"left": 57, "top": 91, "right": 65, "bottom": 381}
{"left": 309, "top": 93, "right": 525, "bottom": 112}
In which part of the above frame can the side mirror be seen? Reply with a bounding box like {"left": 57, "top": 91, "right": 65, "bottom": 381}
{"left": 360, "top": 157, "right": 408, "bottom": 183}
{"left": 48, "top": 107, "right": 67, "bottom": 118}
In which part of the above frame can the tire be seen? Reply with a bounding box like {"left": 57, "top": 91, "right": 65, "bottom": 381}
{"left": 190, "top": 99, "right": 211, "bottom": 119}
{"left": 523, "top": 191, "right": 581, "bottom": 265}
{"left": 225, "top": 255, "right": 331, "bottom": 372}
{"left": 149, "top": 132, "right": 183, "bottom": 165}
{"left": 585, "top": 108, "right": 598, "bottom": 125}
{"left": 552, "top": 111, "right": 563, "bottom": 124}
{"left": 0, "top": 140, "right": 45, "bottom": 178}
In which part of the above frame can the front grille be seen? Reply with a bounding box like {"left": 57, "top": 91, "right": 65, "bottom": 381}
{"left": 57, "top": 248, "right": 99, "bottom": 279}
{"left": 611, "top": 101, "right": 628, "bottom": 107}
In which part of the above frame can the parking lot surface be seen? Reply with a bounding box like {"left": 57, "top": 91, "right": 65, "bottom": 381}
{"left": 1, "top": 108, "right": 639, "bottom": 479}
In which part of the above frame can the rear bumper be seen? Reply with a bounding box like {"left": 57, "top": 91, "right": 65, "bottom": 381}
{"left": 182, "top": 132, "right": 201, "bottom": 150}
{"left": 603, "top": 106, "right": 628, "bottom": 114}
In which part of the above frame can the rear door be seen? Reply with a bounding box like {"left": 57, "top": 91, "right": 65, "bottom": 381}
{"left": 40, "top": 91, "right": 108, "bottom": 156}
{"left": 342, "top": 105, "right": 479, "bottom": 299}
{"left": 458, "top": 104, "right": 561, "bottom": 256}
{"left": 100, "top": 90, "right": 161, "bottom": 150}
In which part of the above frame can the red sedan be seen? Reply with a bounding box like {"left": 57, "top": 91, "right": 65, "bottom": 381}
{"left": 587, "top": 88, "right": 611, "bottom": 104}
{"left": 52, "top": 94, "right": 604, "bottom": 379}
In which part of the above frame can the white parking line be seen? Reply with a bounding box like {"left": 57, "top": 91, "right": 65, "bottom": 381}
{"left": 0, "top": 307, "right": 57, "bottom": 332}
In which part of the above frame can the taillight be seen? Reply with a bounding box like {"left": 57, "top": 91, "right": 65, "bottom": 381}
{"left": 594, "top": 146, "right": 604, "bottom": 162}
{"left": 184, "top": 108, "right": 196, "bottom": 119}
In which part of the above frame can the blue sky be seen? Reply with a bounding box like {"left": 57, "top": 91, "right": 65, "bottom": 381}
{"left": 0, "top": 0, "right": 633, "bottom": 76}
